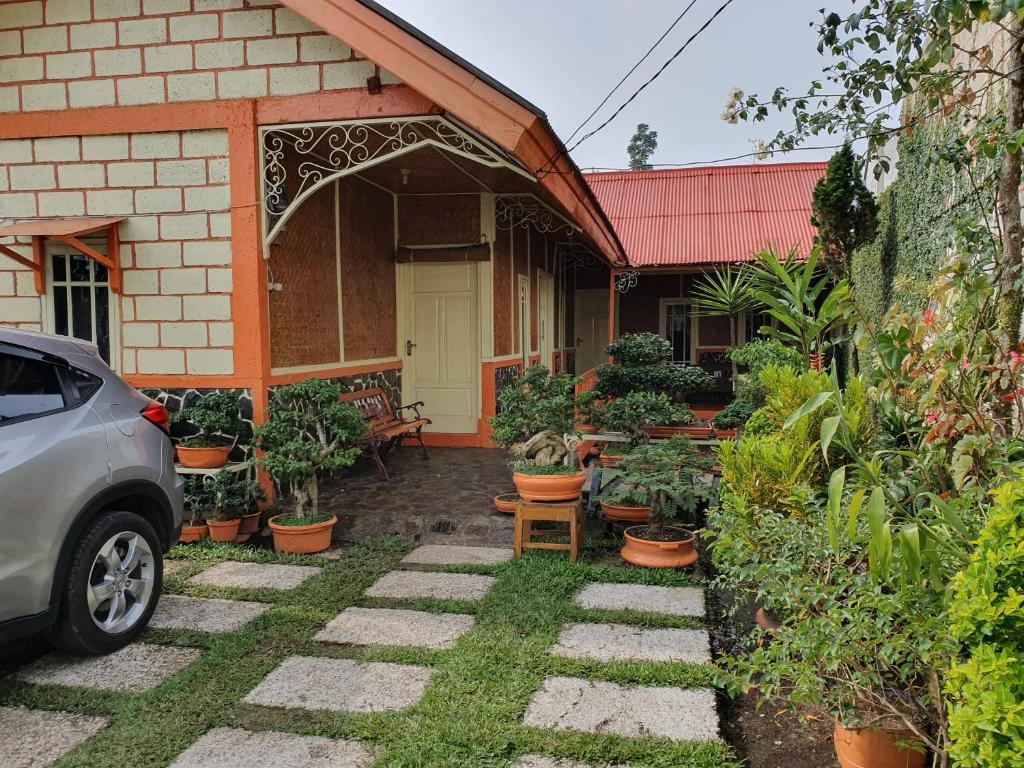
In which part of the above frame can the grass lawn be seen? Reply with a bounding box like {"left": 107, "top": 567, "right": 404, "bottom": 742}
{"left": 0, "top": 538, "right": 738, "bottom": 768}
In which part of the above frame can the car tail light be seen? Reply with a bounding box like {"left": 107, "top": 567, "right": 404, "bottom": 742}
{"left": 140, "top": 402, "right": 170, "bottom": 434}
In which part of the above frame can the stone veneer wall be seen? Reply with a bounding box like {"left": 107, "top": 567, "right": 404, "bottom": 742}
{"left": 141, "top": 386, "right": 253, "bottom": 462}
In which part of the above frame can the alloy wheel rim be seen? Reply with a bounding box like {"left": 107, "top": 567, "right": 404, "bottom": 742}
{"left": 87, "top": 531, "right": 155, "bottom": 634}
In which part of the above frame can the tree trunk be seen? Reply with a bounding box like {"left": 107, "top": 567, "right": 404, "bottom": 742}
{"left": 997, "top": 16, "right": 1024, "bottom": 346}
{"left": 292, "top": 474, "right": 319, "bottom": 520}
{"left": 648, "top": 489, "right": 667, "bottom": 537}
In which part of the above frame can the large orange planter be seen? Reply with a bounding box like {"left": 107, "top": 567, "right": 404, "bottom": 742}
{"left": 512, "top": 471, "right": 587, "bottom": 502}
{"left": 600, "top": 501, "right": 650, "bottom": 523}
{"left": 833, "top": 723, "right": 927, "bottom": 768}
{"left": 620, "top": 525, "right": 698, "bottom": 568}
{"left": 493, "top": 493, "right": 520, "bottom": 514}
{"left": 176, "top": 445, "right": 231, "bottom": 468}
{"left": 178, "top": 524, "right": 208, "bottom": 543}
{"left": 207, "top": 518, "right": 241, "bottom": 543}
{"left": 268, "top": 514, "right": 336, "bottom": 554}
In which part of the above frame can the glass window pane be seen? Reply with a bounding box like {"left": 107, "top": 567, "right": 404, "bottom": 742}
{"left": 0, "top": 353, "right": 65, "bottom": 421}
{"left": 70, "top": 254, "right": 90, "bottom": 282}
{"left": 51, "top": 253, "right": 67, "bottom": 282}
{"left": 94, "top": 287, "right": 110, "bottom": 363}
{"left": 71, "top": 286, "right": 93, "bottom": 342}
{"left": 92, "top": 260, "right": 108, "bottom": 284}
{"left": 665, "top": 304, "right": 691, "bottom": 362}
{"left": 52, "top": 285, "right": 68, "bottom": 336}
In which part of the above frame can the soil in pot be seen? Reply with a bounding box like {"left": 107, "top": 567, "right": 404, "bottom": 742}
{"left": 493, "top": 493, "right": 520, "bottom": 514}
{"left": 237, "top": 511, "right": 262, "bottom": 535}
{"left": 833, "top": 723, "right": 926, "bottom": 768}
{"left": 512, "top": 471, "right": 587, "bottom": 502}
{"left": 207, "top": 518, "right": 241, "bottom": 542}
{"left": 621, "top": 525, "right": 697, "bottom": 568}
{"left": 176, "top": 444, "right": 231, "bottom": 469}
{"left": 179, "top": 524, "right": 208, "bottom": 543}
{"left": 600, "top": 501, "right": 650, "bottom": 523}
{"left": 268, "top": 514, "right": 336, "bottom": 554}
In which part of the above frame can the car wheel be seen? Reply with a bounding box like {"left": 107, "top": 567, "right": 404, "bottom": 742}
{"left": 48, "top": 510, "right": 163, "bottom": 655}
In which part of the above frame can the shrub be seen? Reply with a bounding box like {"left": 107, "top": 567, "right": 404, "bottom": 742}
{"left": 489, "top": 365, "right": 577, "bottom": 450}
{"left": 712, "top": 396, "right": 757, "bottom": 430}
{"left": 172, "top": 391, "right": 242, "bottom": 448}
{"left": 593, "top": 360, "right": 714, "bottom": 400}
{"left": 183, "top": 475, "right": 214, "bottom": 526}
{"left": 729, "top": 338, "right": 806, "bottom": 373}
{"left": 209, "top": 470, "right": 266, "bottom": 521}
{"left": 592, "top": 391, "right": 693, "bottom": 439}
{"left": 606, "top": 332, "right": 671, "bottom": 365}
{"left": 717, "top": 433, "right": 818, "bottom": 517}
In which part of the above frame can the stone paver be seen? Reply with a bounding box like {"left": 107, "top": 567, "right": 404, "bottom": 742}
{"left": 243, "top": 656, "right": 433, "bottom": 713}
{"left": 164, "top": 560, "right": 191, "bottom": 576}
{"left": 514, "top": 758, "right": 636, "bottom": 768}
{"left": 551, "top": 623, "right": 711, "bottom": 664}
{"left": 169, "top": 727, "right": 376, "bottom": 768}
{"left": 189, "top": 562, "right": 321, "bottom": 590}
{"left": 363, "top": 570, "right": 495, "bottom": 601}
{"left": 16, "top": 644, "right": 201, "bottom": 693}
{"left": 0, "top": 706, "right": 109, "bottom": 768}
{"left": 401, "top": 544, "right": 513, "bottom": 566}
{"left": 150, "top": 595, "right": 273, "bottom": 634}
{"left": 574, "top": 583, "right": 705, "bottom": 618}
{"left": 523, "top": 676, "right": 718, "bottom": 743}
{"left": 315, "top": 607, "right": 474, "bottom": 649}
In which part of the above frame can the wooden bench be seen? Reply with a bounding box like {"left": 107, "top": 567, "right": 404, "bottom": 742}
{"left": 340, "top": 388, "right": 431, "bottom": 479}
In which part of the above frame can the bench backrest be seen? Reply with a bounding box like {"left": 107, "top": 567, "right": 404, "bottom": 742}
{"left": 340, "top": 387, "right": 396, "bottom": 427}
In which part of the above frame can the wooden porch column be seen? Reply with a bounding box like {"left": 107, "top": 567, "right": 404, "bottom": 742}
{"left": 608, "top": 269, "right": 617, "bottom": 359}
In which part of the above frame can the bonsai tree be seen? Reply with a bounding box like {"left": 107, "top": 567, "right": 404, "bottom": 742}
{"left": 172, "top": 391, "right": 242, "bottom": 448}
{"left": 208, "top": 470, "right": 265, "bottom": 522}
{"left": 183, "top": 475, "right": 214, "bottom": 527}
{"left": 255, "top": 378, "right": 367, "bottom": 523}
{"left": 489, "top": 364, "right": 578, "bottom": 450}
{"left": 594, "top": 333, "right": 714, "bottom": 401}
{"left": 592, "top": 391, "right": 693, "bottom": 444}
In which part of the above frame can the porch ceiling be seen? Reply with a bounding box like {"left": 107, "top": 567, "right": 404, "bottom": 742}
{"left": 356, "top": 145, "right": 537, "bottom": 195}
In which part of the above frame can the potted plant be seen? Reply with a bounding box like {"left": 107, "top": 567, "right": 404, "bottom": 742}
{"left": 592, "top": 391, "right": 691, "bottom": 467}
{"left": 179, "top": 475, "right": 212, "bottom": 543}
{"left": 205, "top": 470, "right": 266, "bottom": 542}
{"left": 256, "top": 378, "right": 366, "bottom": 554}
{"left": 600, "top": 487, "right": 651, "bottom": 523}
{"left": 492, "top": 492, "right": 520, "bottom": 514}
{"left": 510, "top": 431, "right": 587, "bottom": 502}
{"left": 172, "top": 391, "right": 242, "bottom": 469}
{"left": 616, "top": 436, "right": 712, "bottom": 568}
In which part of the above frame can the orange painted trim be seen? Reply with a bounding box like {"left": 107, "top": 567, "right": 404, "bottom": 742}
{"left": 423, "top": 429, "right": 495, "bottom": 448}
{"left": 267, "top": 359, "right": 403, "bottom": 386}
{"left": 255, "top": 84, "right": 437, "bottom": 125}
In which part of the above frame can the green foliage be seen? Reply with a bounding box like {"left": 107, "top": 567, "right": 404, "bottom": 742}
{"left": 810, "top": 143, "right": 878, "bottom": 277}
{"left": 208, "top": 470, "right": 265, "bottom": 521}
{"left": 172, "top": 391, "right": 242, "bottom": 448}
{"left": 596, "top": 334, "right": 714, "bottom": 403}
{"left": 489, "top": 365, "right": 577, "bottom": 450}
{"left": 511, "top": 464, "right": 581, "bottom": 476}
{"left": 183, "top": 475, "right": 214, "bottom": 526}
{"left": 606, "top": 332, "right": 671, "bottom": 365}
{"left": 711, "top": 397, "right": 757, "bottom": 430}
{"left": 728, "top": 338, "right": 805, "bottom": 373}
{"left": 717, "top": 434, "right": 818, "bottom": 517}
{"left": 626, "top": 122, "right": 658, "bottom": 170}
{"left": 591, "top": 391, "right": 693, "bottom": 439}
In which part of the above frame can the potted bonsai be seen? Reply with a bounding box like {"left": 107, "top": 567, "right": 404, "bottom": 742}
{"left": 591, "top": 391, "right": 692, "bottom": 468}
{"left": 510, "top": 431, "right": 587, "bottom": 502}
{"left": 179, "top": 475, "right": 213, "bottom": 543}
{"left": 172, "top": 391, "right": 242, "bottom": 469}
{"left": 256, "top": 378, "right": 366, "bottom": 554}
{"left": 206, "top": 470, "right": 266, "bottom": 542}
{"left": 616, "top": 435, "right": 713, "bottom": 568}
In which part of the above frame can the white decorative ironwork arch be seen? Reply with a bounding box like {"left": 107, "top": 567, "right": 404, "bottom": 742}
{"left": 494, "top": 194, "right": 578, "bottom": 238}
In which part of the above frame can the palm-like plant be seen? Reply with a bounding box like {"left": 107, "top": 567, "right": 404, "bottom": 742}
{"left": 692, "top": 266, "right": 761, "bottom": 383}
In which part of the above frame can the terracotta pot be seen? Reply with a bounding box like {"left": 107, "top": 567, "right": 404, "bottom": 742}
{"left": 268, "top": 514, "right": 336, "bottom": 554}
{"left": 238, "top": 511, "right": 262, "bottom": 535}
{"left": 755, "top": 606, "right": 782, "bottom": 631}
{"left": 600, "top": 501, "right": 650, "bottom": 523}
{"left": 713, "top": 428, "right": 737, "bottom": 440}
{"left": 599, "top": 453, "right": 623, "bottom": 469}
{"left": 207, "top": 518, "right": 241, "bottom": 543}
{"left": 833, "top": 722, "right": 927, "bottom": 768}
{"left": 176, "top": 445, "right": 231, "bottom": 469}
{"left": 178, "top": 523, "right": 208, "bottom": 543}
{"left": 574, "top": 423, "right": 598, "bottom": 434}
{"left": 620, "top": 525, "right": 698, "bottom": 568}
{"left": 493, "top": 493, "right": 520, "bottom": 514}
{"left": 640, "top": 425, "right": 713, "bottom": 439}
{"left": 512, "top": 471, "right": 587, "bottom": 502}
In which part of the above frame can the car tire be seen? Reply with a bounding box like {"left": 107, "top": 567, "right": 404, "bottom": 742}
{"left": 48, "top": 510, "right": 163, "bottom": 655}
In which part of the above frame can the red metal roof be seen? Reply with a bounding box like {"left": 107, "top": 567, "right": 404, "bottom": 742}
{"left": 583, "top": 162, "right": 827, "bottom": 267}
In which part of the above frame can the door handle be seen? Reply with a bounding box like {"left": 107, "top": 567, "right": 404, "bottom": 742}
{"left": 576, "top": 337, "right": 584, "bottom": 347}
{"left": 406, "top": 339, "right": 416, "bottom": 356}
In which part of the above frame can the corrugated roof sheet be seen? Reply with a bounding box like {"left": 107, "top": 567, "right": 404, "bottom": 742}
{"left": 583, "top": 162, "right": 827, "bottom": 267}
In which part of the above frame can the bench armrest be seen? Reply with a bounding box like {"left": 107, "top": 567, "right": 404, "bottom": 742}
{"left": 396, "top": 401, "right": 425, "bottom": 419}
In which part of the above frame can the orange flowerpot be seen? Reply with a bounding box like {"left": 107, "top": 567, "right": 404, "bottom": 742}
{"left": 599, "top": 453, "right": 623, "bottom": 469}
{"left": 493, "top": 493, "right": 520, "bottom": 514}
{"left": 207, "top": 518, "right": 241, "bottom": 543}
{"left": 600, "top": 501, "right": 651, "bottom": 523}
{"left": 640, "top": 425, "right": 713, "bottom": 439}
{"left": 620, "top": 525, "right": 698, "bottom": 568}
{"left": 238, "top": 511, "right": 262, "bottom": 535}
{"left": 512, "top": 471, "right": 587, "bottom": 502}
{"left": 833, "top": 723, "right": 927, "bottom": 768}
{"left": 574, "top": 423, "right": 598, "bottom": 434}
{"left": 713, "top": 428, "right": 738, "bottom": 440}
{"left": 178, "top": 524, "right": 208, "bottom": 543}
{"left": 268, "top": 514, "right": 336, "bottom": 554}
{"left": 176, "top": 445, "right": 231, "bottom": 468}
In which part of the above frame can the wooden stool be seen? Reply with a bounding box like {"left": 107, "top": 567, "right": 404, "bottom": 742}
{"left": 513, "top": 498, "right": 583, "bottom": 563}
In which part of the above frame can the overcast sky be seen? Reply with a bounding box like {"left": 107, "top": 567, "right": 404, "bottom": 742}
{"left": 376, "top": 0, "right": 839, "bottom": 171}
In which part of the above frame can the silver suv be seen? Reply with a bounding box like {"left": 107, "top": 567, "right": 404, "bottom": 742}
{"left": 0, "top": 327, "right": 185, "bottom": 654}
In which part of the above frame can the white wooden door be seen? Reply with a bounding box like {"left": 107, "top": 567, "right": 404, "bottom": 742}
{"left": 403, "top": 263, "right": 479, "bottom": 433}
{"left": 538, "top": 272, "right": 554, "bottom": 369}
{"left": 574, "top": 288, "right": 610, "bottom": 372}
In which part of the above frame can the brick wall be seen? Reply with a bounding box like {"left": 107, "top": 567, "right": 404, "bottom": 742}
{"left": 0, "top": 128, "right": 234, "bottom": 375}
{"left": 0, "top": 0, "right": 391, "bottom": 112}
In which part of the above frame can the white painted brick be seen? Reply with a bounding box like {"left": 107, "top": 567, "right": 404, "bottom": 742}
{"left": 120, "top": 296, "right": 135, "bottom": 321}
{"left": 94, "top": 1, "right": 142, "bottom": 20}
{"left": 208, "top": 212, "right": 230, "bottom": 237}
{"left": 135, "top": 241, "right": 181, "bottom": 268}
{"left": 275, "top": 8, "right": 319, "bottom": 34}
{"left": 37, "top": 191, "right": 85, "bottom": 216}
{"left": 123, "top": 321, "right": 159, "bottom": 346}
{"left": 300, "top": 34, "right": 350, "bottom": 63}
{"left": 0, "top": 297, "right": 41, "bottom": 323}
{"left": 57, "top": 163, "right": 104, "bottom": 188}
{"left": 169, "top": 13, "right": 219, "bottom": 42}
{"left": 143, "top": 0, "right": 190, "bottom": 13}
{"left": 46, "top": 51, "right": 91, "bottom": 79}
{"left": 269, "top": 64, "right": 319, "bottom": 96}
{"left": 0, "top": 30, "right": 20, "bottom": 57}
{"left": 119, "top": 18, "right": 166, "bottom": 46}
{"left": 118, "top": 215, "right": 159, "bottom": 242}
{"left": 117, "top": 76, "right": 164, "bottom": 106}
{"left": 131, "top": 132, "right": 180, "bottom": 159}
{"left": 185, "top": 185, "right": 228, "bottom": 212}
{"left": 160, "top": 213, "right": 207, "bottom": 240}
{"left": 0, "top": 2, "right": 43, "bottom": 30}
{"left": 86, "top": 189, "right": 134, "bottom": 215}
{"left": 0, "top": 272, "right": 13, "bottom": 295}
{"left": 134, "top": 295, "right": 180, "bottom": 320}
{"left": 34, "top": 136, "right": 79, "bottom": 161}
{"left": 0, "top": 192, "right": 38, "bottom": 217}
{"left": 0, "top": 168, "right": 7, "bottom": 191}
{"left": 160, "top": 321, "right": 206, "bottom": 346}
{"left": 144, "top": 43, "right": 192, "bottom": 72}
{"left": 122, "top": 269, "right": 158, "bottom": 294}
{"left": 45, "top": 0, "right": 90, "bottom": 23}
{"left": 195, "top": 0, "right": 243, "bottom": 9}
{"left": 83, "top": 134, "right": 129, "bottom": 161}
{"left": 10, "top": 165, "right": 56, "bottom": 190}
{"left": 0, "top": 56, "right": 44, "bottom": 83}
{"left": 217, "top": 68, "right": 266, "bottom": 98}
{"left": 182, "top": 240, "right": 230, "bottom": 265}
{"left": 70, "top": 22, "right": 116, "bottom": 50}
{"left": 323, "top": 60, "right": 375, "bottom": 91}
{"left": 108, "top": 161, "right": 154, "bottom": 186}
{"left": 247, "top": 37, "right": 296, "bottom": 65}
{"left": 167, "top": 71, "right": 215, "bottom": 102}
{"left": 14, "top": 271, "right": 35, "bottom": 296}
{"left": 182, "top": 293, "right": 229, "bottom": 320}
{"left": 207, "top": 158, "right": 229, "bottom": 183}
{"left": 222, "top": 9, "right": 272, "bottom": 38}
{"left": 0, "top": 140, "right": 31, "bottom": 163}
{"left": 187, "top": 348, "right": 232, "bottom": 375}
{"left": 208, "top": 321, "right": 233, "bottom": 346}
{"left": 135, "top": 187, "right": 183, "bottom": 213}
{"left": 206, "top": 267, "right": 232, "bottom": 292}
{"left": 22, "top": 83, "right": 68, "bottom": 111}
{"left": 194, "top": 40, "right": 242, "bottom": 70}
{"left": 120, "top": 245, "right": 133, "bottom": 267}
{"left": 182, "top": 129, "right": 227, "bottom": 158}
{"left": 160, "top": 266, "right": 206, "bottom": 294}
{"left": 95, "top": 48, "right": 142, "bottom": 76}
{"left": 137, "top": 348, "right": 185, "bottom": 374}
{"left": 69, "top": 78, "right": 116, "bottom": 108}
{"left": 24, "top": 26, "right": 68, "bottom": 54}
{"left": 120, "top": 348, "right": 136, "bottom": 374}
{"left": 157, "top": 159, "right": 205, "bottom": 186}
